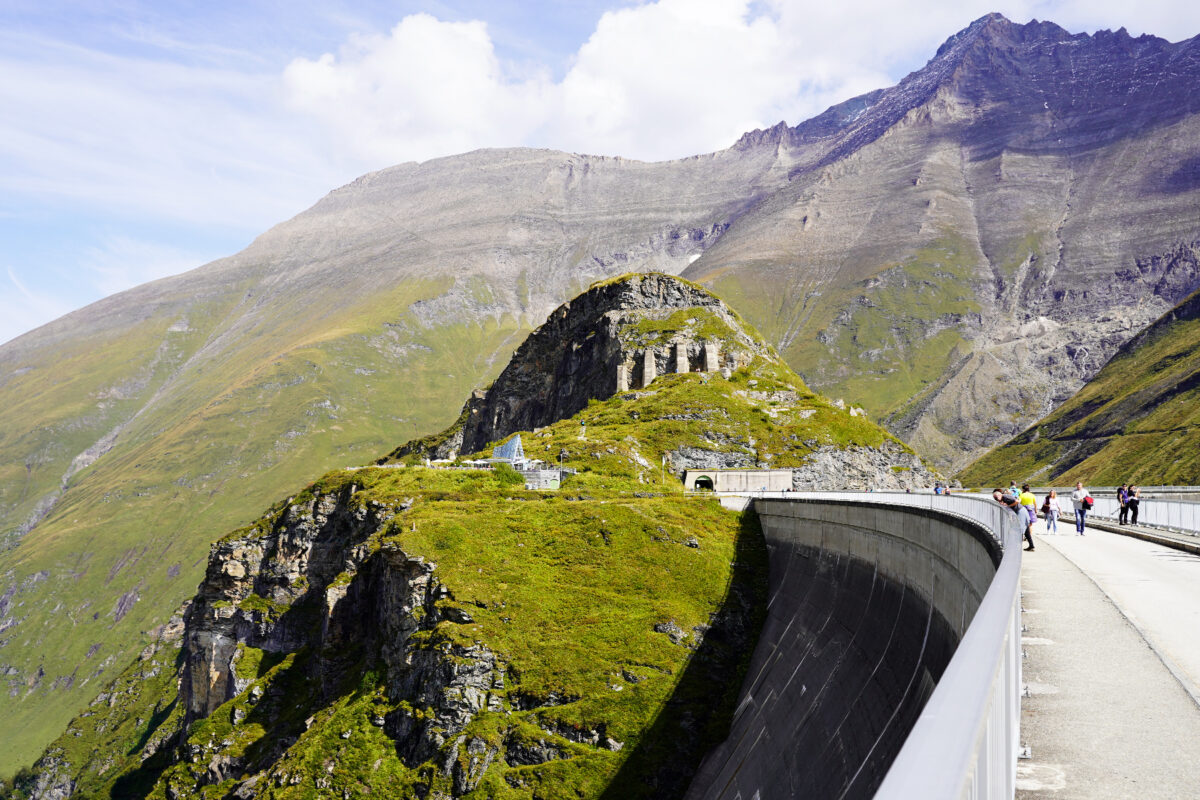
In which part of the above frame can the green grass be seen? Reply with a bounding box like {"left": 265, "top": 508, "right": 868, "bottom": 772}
{"left": 0, "top": 271, "right": 911, "bottom": 792}
{"left": 7, "top": 459, "right": 768, "bottom": 799}
{"left": 0, "top": 274, "right": 533, "bottom": 774}
{"left": 782, "top": 234, "right": 982, "bottom": 419}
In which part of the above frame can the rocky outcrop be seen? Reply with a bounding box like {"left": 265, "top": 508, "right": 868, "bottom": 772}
{"left": 959, "top": 286, "right": 1200, "bottom": 485}
{"left": 389, "top": 273, "right": 779, "bottom": 459}
{"left": 666, "top": 439, "right": 938, "bottom": 491}
{"left": 179, "top": 486, "right": 507, "bottom": 791}
{"left": 791, "top": 442, "right": 938, "bottom": 491}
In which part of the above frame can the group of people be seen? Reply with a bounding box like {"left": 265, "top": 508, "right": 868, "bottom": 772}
{"left": 1117, "top": 483, "right": 1142, "bottom": 525}
{"left": 991, "top": 481, "right": 1100, "bottom": 551}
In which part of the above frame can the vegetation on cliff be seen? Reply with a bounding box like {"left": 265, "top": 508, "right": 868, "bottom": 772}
{"left": 3, "top": 274, "right": 931, "bottom": 799}
{"left": 3, "top": 462, "right": 767, "bottom": 799}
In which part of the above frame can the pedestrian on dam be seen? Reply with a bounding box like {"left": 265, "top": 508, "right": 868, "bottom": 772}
{"left": 1043, "top": 490, "right": 1062, "bottom": 534}
{"left": 1071, "top": 481, "right": 1089, "bottom": 534}
{"left": 1019, "top": 484, "right": 1037, "bottom": 550}
{"left": 1127, "top": 485, "right": 1141, "bottom": 525}
{"left": 994, "top": 489, "right": 1028, "bottom": 548}
{"left": 1117, "top": 483, "right": 1129, "bottom": 524}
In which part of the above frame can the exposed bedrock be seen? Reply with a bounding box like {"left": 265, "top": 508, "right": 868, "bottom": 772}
{"left": 393, "top": 272, "right": 778, "bottom": 460}
{"left": 687, "top": 499, "right": 1001, "bottom": 800}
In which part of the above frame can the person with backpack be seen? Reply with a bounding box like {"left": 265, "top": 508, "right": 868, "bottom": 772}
{"left": 1043, "top": 490, "right": 1062, "bottom": 534}
{"left": 1071, "top": 481, "right": 1091, "bottom": 534}
{"left": 1117, "top": 483, "right": 1129, "bottom": 524}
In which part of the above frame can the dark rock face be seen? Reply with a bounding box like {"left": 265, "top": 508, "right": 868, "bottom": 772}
{"left": 179, "top": 487, "right": 504, "bottom": 791}
{"left": 395, "top": 273, "right": 777, "bottom": 459}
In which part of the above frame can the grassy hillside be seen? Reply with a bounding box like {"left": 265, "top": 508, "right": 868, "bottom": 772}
{"left": 3, "top": 466, "right": 767, "bottom": 800}
{"left": 0, "top": 274, "right": 529, "bottom": 774}
{"left": 2, "top": 343, "right": 915, "bottom": 797}
{"left": 958, "top": 288, "right": 1200, "bottom": 486}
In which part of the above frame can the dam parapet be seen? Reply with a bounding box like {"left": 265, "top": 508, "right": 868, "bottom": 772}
{"left": 687, "top": 492, "right": 1023, "bottom": 800}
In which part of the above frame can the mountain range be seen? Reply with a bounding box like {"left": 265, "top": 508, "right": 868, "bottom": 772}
{"left": 3, "top": 11, "right": 1200, "bottom": 774}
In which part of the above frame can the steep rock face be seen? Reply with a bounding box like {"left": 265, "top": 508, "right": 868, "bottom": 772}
{"left": 14, "top": 466, "right": 771, "bottom": 799}
{"left": 686, "top": 15, "right": 1200, "bottom": 470}
{"left": 960, "top": 286, "right": 1200, "bottom": 485}
{"left": 179, "top": 486, "right": 502, "bottom": 783}
{"left": 393, "top": 273, "right": 778, "bottom": 459}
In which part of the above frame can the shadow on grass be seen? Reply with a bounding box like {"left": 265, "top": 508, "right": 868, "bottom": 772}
{"left": 598, "top": 508, "right": 768, "bottom": 800}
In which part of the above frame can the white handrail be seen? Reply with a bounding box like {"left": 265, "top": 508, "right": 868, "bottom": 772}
{"left": 724, "top": 491, "right": 1024, "bottom": 800}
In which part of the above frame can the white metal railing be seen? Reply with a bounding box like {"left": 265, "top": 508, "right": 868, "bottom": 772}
{"left": 1025, "top": 488, "right": 1200, "bottom": 536}
{"left": 724, "top": 491, "right": 1024, "bottom": 800}
{"left": 1081, "top": 496, "right": 1200, "bottom": 536}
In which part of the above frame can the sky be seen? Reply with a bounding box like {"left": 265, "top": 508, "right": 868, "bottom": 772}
{"left": 3, "top": 0, "right": 1200, "bottom": 346}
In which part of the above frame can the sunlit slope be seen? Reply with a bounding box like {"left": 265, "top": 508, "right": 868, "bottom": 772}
{"left": 10, "top": 289, "right": 923, "bottom": 797}
{"left": 0, "top": 274, "right": 526, "bottom": 773}
{"left": 959, "top": 288, "right": 1200, "bottom": 485}
{"left": 685, "top": 16, "right": 1200, "bottom": 471}
{"left": 0, "top": 147, "right": 793, "bottom": 774}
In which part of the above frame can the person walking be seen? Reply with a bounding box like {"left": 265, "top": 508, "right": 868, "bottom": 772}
{"left": 1127, "top": 484, "right": 1141, "bottom": 525}
{"left": 1019, "top": 483, "right": 1038, "bottom": 550}
{"left": 1043, "top": 490, "right": 1062, "bottom": 534}
{"left": 1117, "top": 483, "right": 1129, "bottom": 524}
{"left": 1071, "top": 481, "right": 1089, "bottom": 534}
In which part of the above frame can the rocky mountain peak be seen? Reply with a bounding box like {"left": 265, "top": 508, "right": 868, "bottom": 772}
{"left": 733, "top": 13, "right": 1200, "bottom": 173}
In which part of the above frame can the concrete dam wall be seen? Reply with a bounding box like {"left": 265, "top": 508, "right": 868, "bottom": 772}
{"left": 686, "top": 498, "right": 1005, "bottom": 800}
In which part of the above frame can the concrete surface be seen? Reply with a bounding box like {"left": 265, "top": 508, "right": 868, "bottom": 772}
{"left": 686, "top": 499, "right": 1001, "bottom": 800}
{"left": 1017, "top": 523, "right": 1200, "bottom": 799}
{"left": 1085, "top": 517, "right": 1200, "bottom": 557}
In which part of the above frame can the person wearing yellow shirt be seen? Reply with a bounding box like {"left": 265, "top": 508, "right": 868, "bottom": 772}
{"left": 1018, "top": 483, "right": 1037, "bottom": 551}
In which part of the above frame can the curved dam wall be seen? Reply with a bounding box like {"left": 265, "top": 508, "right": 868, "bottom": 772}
{"left": 686, "top": 498, "right": 1004, "bottom": 800}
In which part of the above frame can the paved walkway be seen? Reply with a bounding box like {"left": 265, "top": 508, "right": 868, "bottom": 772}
{"left": 1017, "top": 522, "right": 1200, "bottom": 798}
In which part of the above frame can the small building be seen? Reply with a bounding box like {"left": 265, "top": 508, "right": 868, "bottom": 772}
{"left": 489, "top": 435, "right": 528, "bottom": 469}
{"left": 522, "top": 470, "right": 562, "bottom": 490}
{"left": 683, "top": 468, "right": 794, "bottom": 492}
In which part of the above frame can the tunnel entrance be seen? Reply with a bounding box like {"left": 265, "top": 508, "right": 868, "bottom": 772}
{"left": 694, "top": 476, "right": 715, "bottom": 491}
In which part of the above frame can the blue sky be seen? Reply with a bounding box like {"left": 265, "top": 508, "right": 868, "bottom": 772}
{"left": 3, "top": 0, "right": 1199, "bottom": 345}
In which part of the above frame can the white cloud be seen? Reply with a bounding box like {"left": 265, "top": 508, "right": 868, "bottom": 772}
{"left": 282, "top": 14, "right": 554, "bottom": 164}
{"left": 0, "top": 267, "right": 72, "bottom": 347}
{"left": 278, "top": 1, "right": 1200, "bottom": 166}
{"left": 280, "top": 1, "right": 898, "bottom": 163}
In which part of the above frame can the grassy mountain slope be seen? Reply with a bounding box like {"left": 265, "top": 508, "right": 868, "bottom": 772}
{"left": 0, "top": 273, "right": 526, "bottom": 772}
{"left": 0, "top": 148, "right": 792, "bottom": 773}
{"left": 685, "top": 16, "right": 1200, "bottom": 468}
{"left": 958, "top": 288, "right": 1200, "bottom": 485}
{"left": 6, "top": 12, "right": 1200, "bottom": 774}
{"left": 6, "top": 467, "right": 767, "bottom": 800}
{"left": 3, "top": 294, "right": 920, "bottom": 797}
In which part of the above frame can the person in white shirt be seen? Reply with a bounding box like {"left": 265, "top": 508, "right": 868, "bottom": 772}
{"left": 1070, "top": 481, "right": 1089, "bottom": 534}
{"left": 1044, "top": 490, "right": 1063, "bottom": 533}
